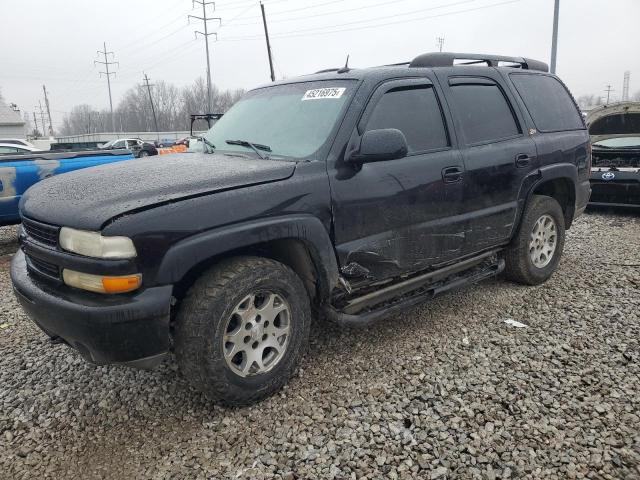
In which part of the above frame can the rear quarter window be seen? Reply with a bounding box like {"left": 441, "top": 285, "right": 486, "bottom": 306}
{"left": 510, "top": 73, "right": 584, "bottom": 132}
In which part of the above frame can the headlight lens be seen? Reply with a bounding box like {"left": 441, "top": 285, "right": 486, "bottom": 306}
{"left": 62, "top": 270, "right": 142, "bottom": 294}
{"left": 59, "top": 227, "right": 137, "bottom": 259}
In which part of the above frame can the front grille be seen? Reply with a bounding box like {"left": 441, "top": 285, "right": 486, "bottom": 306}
{"left": 22, "top": 217, "right": 59, "bottom": 248}
{"left": 26, "top": 255, "right": 61, "bottom": 282}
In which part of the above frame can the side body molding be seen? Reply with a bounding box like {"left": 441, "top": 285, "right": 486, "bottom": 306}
{"left": 155, "top": 215, "right": 340, "bottom": 296}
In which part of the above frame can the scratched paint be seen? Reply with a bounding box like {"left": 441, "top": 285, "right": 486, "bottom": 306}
{"left": 0, "top": 167, "right": 17, "bottom": 200}
{"left": 34, "top": 159, "right": 62, "bottom": 179}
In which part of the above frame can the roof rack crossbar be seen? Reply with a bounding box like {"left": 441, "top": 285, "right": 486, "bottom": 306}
{"left": 409, "top": 52, "right": 548, "bottom": 72}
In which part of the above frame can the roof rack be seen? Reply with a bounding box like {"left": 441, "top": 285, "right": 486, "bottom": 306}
{"left": 409, "top": 52, "right": 549, "bottom": 72}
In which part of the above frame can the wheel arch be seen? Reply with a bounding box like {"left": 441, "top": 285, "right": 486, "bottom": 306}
{"left": 517, "top": 164, "right": 578, "bottom": 233}
{"left": 157, "top": 215, "right": 340, "bottom": 305}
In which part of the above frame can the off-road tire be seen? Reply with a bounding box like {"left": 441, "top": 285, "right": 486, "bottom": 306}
{"left": 174, "top": 256, "right": 311, "bottom": 406}
{"left": 504, "top": 195, "right": 566, "bottom": 286}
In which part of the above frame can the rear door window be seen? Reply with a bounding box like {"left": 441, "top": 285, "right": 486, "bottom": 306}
{"left": 510, "top": 73, "right": 584, "bottom": 132}
{"left": 448, "top": 82, "right": 520, "bottom": 144}
{"left": 365, "top": 85, "right": 449, "bottom": 153}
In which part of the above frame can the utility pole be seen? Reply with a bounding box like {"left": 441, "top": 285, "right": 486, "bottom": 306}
{"left": 604, "top": 85, "right": 614, "bottom": 104}
{"left": 42, "top": 85, "right": 54, "bottom": 136}
{"left": 142, "top": 73, "right": 159, "bottom": 141}
{"left": 260, "top": 2, "right": 275, "bottom": 82}
{"left": 189, "top": 1, "right": 220, "bottom": 114}
{"left": 95, "top": 42, "right": 118, "bottom": 132}
{"left": 436, "top": 36, "right": 445, "bottom": 52}
{"left": 32, "top": 112, "right": 40, "bottom": 137}
{"left": 35, "top": 101, "right": 47, "bottom": 138}
{"left": 550, "top": 0, "right": 560, "bottom": 74}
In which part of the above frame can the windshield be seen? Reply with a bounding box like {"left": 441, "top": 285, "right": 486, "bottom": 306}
{"left": 203, "top": 80, "right": 355, "bottom": 159}
{"left": 593, "top": 137, "right": 640, "bottom": 148}
{"left": 101, "top": 140, "right": 114, "bottom": 148}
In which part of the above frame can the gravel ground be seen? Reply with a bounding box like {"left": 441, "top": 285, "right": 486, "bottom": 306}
{"left": 0, "top": 212, "right": 639, "bottom": 480}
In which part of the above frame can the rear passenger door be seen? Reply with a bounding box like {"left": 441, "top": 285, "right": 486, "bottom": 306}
{"left": 439, "top": 74, "right": 537, "bottom": 254}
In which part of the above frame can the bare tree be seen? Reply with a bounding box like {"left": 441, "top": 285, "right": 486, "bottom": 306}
{"left": 61, "top": 78, "right": 245, "bottom": 135}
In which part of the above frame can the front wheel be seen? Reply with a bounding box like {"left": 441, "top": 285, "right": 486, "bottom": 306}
{"left": 174, "top": 256, "right": 311, "bottom": 406}
{"left": 138, "top": 150, "right": 149, "bottom": 158}
{"left": 504, "top": 195, "right": 566, "bottom": 285}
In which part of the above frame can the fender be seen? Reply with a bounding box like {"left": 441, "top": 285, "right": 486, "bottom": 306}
{"left": 155, "top": 214, "right": 340, "bottom": 297}
{"left": 513, "top": 162, "right": 578, "bottom": 236}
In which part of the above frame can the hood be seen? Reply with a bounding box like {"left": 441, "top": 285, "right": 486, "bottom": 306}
{"left": 21, "top": 153, "right": 296, "bottom": 230}
{"left": 587, "top": 102, "right": 640, "bottom": 144}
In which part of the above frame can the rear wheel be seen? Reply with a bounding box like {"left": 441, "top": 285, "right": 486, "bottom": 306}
{"left": 174, "top": 256, "right": 311, "bottom": 406}
{"left": 504, "top": 195, "right": 566, "bottom": 285}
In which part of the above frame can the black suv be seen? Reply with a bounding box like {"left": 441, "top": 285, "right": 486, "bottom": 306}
{"left": 11, "top": 52, "right": 591, "bottom": 406}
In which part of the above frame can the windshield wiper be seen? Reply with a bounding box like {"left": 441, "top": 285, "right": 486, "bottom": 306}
{"left": 201, "top": 137, "right": 216, "bottom": 153}
{"left": 226, "top": 139, "right": 271, "bottom": 159}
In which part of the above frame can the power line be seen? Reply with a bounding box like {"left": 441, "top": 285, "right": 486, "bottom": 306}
{"left": 189, "top": 0, "right": 221, "bottom": 114}
{"left": 218, "top": 0, "right": 520, "bottom": 42}
{"left": 231, "top": 0, "right": 437, "bottom": 26}
{"left": 95, "top": 42, "right": 119, "bottom": 132}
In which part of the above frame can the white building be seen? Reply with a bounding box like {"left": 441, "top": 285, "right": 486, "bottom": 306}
{"left": 0, "top": 100, "right": 26, "bottom": 138}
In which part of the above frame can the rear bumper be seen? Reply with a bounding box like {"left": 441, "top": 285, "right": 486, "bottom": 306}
{"left": 11, "top": 250, "right": 173, "bottom": 368}
{"left": 589, "top": 170, "right": 640, "bottom": 207}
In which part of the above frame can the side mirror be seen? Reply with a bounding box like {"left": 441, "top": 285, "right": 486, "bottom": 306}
{"left": 188, "top": 138, "right": 206, "bottom": 152}
{"left": 349, "top": 128, "right": 408, "bottom": 163}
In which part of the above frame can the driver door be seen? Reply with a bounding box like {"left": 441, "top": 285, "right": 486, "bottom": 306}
{"left": 329, "top": 78, "right": 466, "bottom": 282}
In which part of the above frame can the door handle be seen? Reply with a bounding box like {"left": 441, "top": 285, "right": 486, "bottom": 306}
{"left": 442, "top": 166, "right": 463, "bottom": 183}
{"left": 515, "top": 154, "right": 531, "bottom": 168}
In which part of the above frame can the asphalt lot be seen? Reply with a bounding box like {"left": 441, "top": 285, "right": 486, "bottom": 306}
{"left": 0, "top": 211, "right": 639, "bottom": 479}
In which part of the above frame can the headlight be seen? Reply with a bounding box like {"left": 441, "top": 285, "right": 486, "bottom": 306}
{"left": 62, "top": 269, "right": 142, "bottom": 294}
{"left": 59, "top": 227, "right": 137, "bottom": 259}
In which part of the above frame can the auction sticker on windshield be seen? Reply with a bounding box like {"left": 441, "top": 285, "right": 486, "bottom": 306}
{"left": 302, "top": 87, "right": 346, "bottom": 101}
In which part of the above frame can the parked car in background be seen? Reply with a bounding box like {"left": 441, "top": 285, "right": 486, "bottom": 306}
{"left": 0, "top": 143, "right": 39, "bottom": 154}
{"left": 99, "top": 138, "right": 158, "bottom": 158}
{"left": 157, "top": 139, "right": 175, "bottom": 148}
{"left": 0, "top": 138, "right": 38, "bottom": 149}
{"left": 11, "top": 52, "right": 590, "bottom": 406}
{"left": 0, "top": 149, "right": 135, "bottom": 225}
{"left": 586, "top": 102, "right": 640, "bottom": 207}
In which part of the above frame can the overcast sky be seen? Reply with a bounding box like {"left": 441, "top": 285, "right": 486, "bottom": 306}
{"left": 1, "top": 0, "right": 638, "bottom": 131}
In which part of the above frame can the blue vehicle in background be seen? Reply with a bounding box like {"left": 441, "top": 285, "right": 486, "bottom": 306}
{"left": 0, "top": 149, "right": 135, "bottom": 225}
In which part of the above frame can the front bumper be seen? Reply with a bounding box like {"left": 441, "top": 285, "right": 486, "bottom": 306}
{"left": 11, "top": 250, "right": 173, "bottom": 369}
{"left": 589, "top": 170, "right": 640, "bottom": 207}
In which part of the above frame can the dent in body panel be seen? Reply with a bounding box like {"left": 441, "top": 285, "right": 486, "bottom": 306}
{"left": 341, "top": 227, "right": 466, "bottom": 280}
{"left": 0, "top": 167, "right": 17, "bottom": 199}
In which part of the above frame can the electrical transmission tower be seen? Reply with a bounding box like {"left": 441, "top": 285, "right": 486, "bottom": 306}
{"left": 35, "top": 101, "right": 47, "bottom": 138}
{"left": 95, "top": 42, "right": 118, "bottom": 132}
{"left": 436, "top": 36, "right": 445, "bottom": 52}
{"left": 604, "top": 85, "right": 614, "bottom": 104}
{"left": 622, "top": 71, "right": 630, "bottom": 102}
{"left": 42, "top": 85, "right": 54, "bottom": 136}
{"left": 189, "top": 1, "right": 221, "bottom": 114}
{"left": 142, "top": 73, "right": 159, "bottom": 141}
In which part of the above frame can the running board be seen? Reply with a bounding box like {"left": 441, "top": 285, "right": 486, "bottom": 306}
{"left": 325, "top": 257, "right": 504, "bottom": 328}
